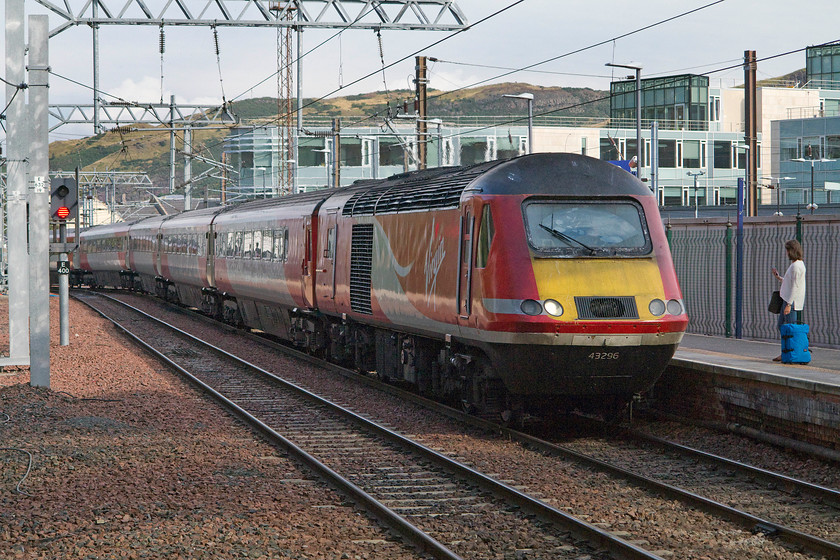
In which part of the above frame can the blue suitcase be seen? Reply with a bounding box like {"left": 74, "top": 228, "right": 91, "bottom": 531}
{"left": 780, "top": 323, "right": 811, "bottom": 364}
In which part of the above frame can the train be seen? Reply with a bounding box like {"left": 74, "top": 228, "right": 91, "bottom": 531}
{"left": 77, "top": 153, "right": 688, "bottom": 418}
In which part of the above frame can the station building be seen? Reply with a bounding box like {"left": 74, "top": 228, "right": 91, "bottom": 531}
{"left": 223, "top": 46, "right": 840, "bottom": 210}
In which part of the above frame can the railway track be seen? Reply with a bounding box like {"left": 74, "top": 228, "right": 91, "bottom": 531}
{"left": 82, "top": 290, "right": 840, "bottom": 559}
{"left": 74, "top": 290, "right": 661, "bottom": 560}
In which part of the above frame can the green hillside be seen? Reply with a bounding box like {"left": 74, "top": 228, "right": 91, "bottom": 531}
{"left": 48, "top": 82, "right": 610, "bottom": 202}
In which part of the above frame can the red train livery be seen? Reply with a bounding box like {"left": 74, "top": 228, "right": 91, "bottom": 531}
{"left": 79, "top": 153, "right": 688, "bottom": 417}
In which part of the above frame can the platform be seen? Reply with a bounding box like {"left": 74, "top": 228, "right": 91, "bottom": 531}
{"left": 652, "top": 334, "right": 840, "bottom": 457}
{"left": 674, "top": 334, "right": 840, "bottom": 395}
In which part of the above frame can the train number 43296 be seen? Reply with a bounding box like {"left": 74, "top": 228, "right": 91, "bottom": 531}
{"left": 588, "top": 352, "right": 619, "bottom": 360}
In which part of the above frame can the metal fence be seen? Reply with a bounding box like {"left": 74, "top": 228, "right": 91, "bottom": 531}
{"left": 666, "top": 214, "right": 840, "bottom": 348}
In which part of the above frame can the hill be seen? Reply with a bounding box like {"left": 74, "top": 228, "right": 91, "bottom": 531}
{"left": 48, "top": 82, "right": 609, "bottom": 202}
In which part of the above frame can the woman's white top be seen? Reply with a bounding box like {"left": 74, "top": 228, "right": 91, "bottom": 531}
{"left": 780, "top": 260, "right": 806, "bottom": 311}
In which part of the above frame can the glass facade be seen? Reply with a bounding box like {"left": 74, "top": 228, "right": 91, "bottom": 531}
{"left": 610, "top": 74, "right": 709, "bottom": 131}
{"left": 778, "top": 116, "right": 840, "bottom": 205}
{"left": 806, "top": 45, "right": 840, "bottom": 90}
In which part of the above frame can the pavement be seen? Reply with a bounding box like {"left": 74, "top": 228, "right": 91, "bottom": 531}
{"left": 674, "top": 333, "right": 840, "bottom": 394}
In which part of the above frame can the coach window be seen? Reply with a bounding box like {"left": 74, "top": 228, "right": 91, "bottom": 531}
{"left": 243, "top": 231, "right": 253, "bottom": 259}
{"left": 254, "top": 230, "right": 263, "bottom": 260}
{"left": 233, "top": 232, "right": 243, "bottom": 258}
{"left": 274, "top": 229, "right": 283, "bottom": 261}
{"left": 476, "top": 204, "right": 495, "bottom": 268}
{"left": 283, "top": 229, "right": 289, "bottom": 261}
{"left": 263, "top": 229, "right": 273, "bottom": 259}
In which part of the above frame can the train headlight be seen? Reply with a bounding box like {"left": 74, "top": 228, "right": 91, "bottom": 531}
{"left": 666, "top": 299, "right": 684, "bottom": 316}
{"left": 649, "top": 299, "right": 666, "bottom": 316}
{"left": 544, "top": 299, "right": 564, "bottom": 317}
{"left": 520, "top": 299, "right": 543, "bottom": 316}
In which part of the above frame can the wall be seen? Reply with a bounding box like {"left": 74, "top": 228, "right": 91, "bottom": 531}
{"left": 652, "top": 364, "right": 840, "bottom": 455}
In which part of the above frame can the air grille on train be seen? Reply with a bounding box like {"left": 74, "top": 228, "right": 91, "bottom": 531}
{"left": 574, "top": 296, "right": 639, "bottom": 319}
{"left": 350, "top": 224, "right": 374, "bottom": 315}
{"left": 342, "top": 167, "right": 488, "bottom": 216}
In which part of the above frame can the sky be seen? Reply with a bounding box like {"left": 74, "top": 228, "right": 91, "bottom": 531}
{"left": 3, "top": 0, "right": 840, "bottom": 144}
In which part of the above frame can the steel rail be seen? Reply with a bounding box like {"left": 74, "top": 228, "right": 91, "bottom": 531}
{"left": 104, "top": 289, "right": 840, "bottom": 558}
{"left": 624, "top": 428, "right": 840, "bottom": 508}
{"left": 78, "top": 290, "right": 665, "bottom": 560}
{"left": 197, "top": 306, "right": 840, "bottom": 558}
{"left": 74, "top": 292, "right": 461, "bottom": 560}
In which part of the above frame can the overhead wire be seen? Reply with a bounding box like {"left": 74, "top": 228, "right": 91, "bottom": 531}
{"left": 33, "top": 4, "right": 839, "bottom": 189}
{"left": 423, "top": 0, "right": 728, "bottom": 110}
{"left": 340, "top": 0, "right": 729, "bottom": 131}
{"left": 203, "top": 0, "right": 528, "bottom": 153}
{"left": 228, "top": 2, "right": 389, "bottom": 103}
{"left": 429, "top": 59, "right": 613, "bottom": 80}
{"left": 417, "top": 41, "right": 840, "bottom": 148}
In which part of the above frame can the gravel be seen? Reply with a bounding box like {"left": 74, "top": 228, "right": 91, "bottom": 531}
{"left": 111, "top": 292, "right": 835, "bottom": 560}
{"left": 0, "top": 296, "right": 422, "bottom": 560}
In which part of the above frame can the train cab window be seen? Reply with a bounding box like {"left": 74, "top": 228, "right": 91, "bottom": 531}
{"left": 523, "top": 200, "right": 651, "bottom": 257}
{"left": 476, "top": 204, "right": 495, "bottom": 268}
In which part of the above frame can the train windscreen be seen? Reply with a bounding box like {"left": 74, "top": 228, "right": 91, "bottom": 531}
{"left": 523, "top": 200, "right": 651, "bottom": 257}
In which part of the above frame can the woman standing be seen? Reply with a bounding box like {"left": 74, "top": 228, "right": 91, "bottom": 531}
{"left": 771, "top": 239, "right": 806, "bottom": 362}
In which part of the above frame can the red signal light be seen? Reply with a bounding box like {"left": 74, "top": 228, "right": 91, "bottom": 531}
{"left": 56, "top": 206, "right": 71, "bottom": 220}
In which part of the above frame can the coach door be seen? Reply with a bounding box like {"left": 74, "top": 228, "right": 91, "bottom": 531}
{"left": 302, "top": 216, "right": 316, "bottom": 309}
{"left": 315, "top": 208, "right": 339, "bottom": 313}
{"left": 457, "top": 207, "right": 475, "bottom": 322}
{"left": 205, "top": 228, "right": 215, "bottom": 287}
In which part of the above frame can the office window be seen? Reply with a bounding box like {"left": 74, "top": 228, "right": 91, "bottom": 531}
{"left": 713, "top": 141, "right": 731, "bottom": 169}
{"left": 780, "top": 137, "right": 799, "bottom": 161}
{"left": 600, "top": 138, "right": 621, "bottom": 160}
{"left": 683, "top": 140, "right": 701, "bottom": 168}
{"left": 826, "top": 135, "right": 840, "bottom": 159}
{"left": 658, "top": 140, "right": 677, "bottom": 168}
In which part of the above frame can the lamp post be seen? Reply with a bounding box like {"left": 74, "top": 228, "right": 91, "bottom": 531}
{"left": 606, "top": 62, "right": 642, "bottom": 178}
{"left": 792, "top": 155, "right": 836, "bottom": 214}
{"left": 502, "top": 93, "right": 534, "bottom": 154}
{"left": 760, "top": 175, "right": 794, "bottom": 216}
{"left": 686, "top": 170, "right": 705, "bottom": 218}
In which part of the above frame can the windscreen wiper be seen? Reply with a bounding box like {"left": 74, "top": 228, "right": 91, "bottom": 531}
{"left": 539, "top": 223, "right": 597, "bottom": 254}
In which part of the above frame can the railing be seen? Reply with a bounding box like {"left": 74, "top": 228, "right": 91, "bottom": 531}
{"left": 667, "top": 214, "right": 840, "bottom": 347}
{"left": 785, "top": 106, "right": 840, "bottom": 120}
{"left": 267, "top": 115, "right": 733, "bottom": 133}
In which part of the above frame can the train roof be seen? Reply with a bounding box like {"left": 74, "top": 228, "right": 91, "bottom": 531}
{"left": 79, "top": 219, "right": 141, "bottom": 238}
{"left": 472, "top": 153, "right": 652, "bottom": 197}
{"left": 340, "top": 153, "right": 650, "bottom": 217}
{"left": 82, "top": 154, "right": 650, "bottom": 234}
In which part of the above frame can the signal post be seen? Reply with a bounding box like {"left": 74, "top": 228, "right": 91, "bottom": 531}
{"left": 50, "top": 176, "right": 79, "bottom": 349}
